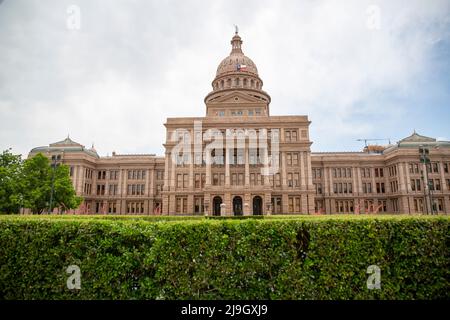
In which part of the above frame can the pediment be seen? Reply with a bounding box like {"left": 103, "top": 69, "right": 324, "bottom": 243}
{"left": 400, "top": 132, "right": 436, "bottom": 143}
{"left": 208, "top": 91, "right": 266, "bottom": 104}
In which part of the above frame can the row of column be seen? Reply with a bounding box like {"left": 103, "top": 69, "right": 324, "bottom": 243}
{"left": 166, "top": 150, "right": 312, "bottom": 189}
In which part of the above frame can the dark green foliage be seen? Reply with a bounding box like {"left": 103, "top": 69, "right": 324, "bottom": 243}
{"left": 0, "top": 150, "right": 82, "bottom": 214}
{"left": 0, "top": 149, "right": 23, "bottom": 214}
{"left": 21, "top": 153, "right": 82, "bottom": 214}
{"left": 0, "top": 216, "right": 448, "bottom": 299}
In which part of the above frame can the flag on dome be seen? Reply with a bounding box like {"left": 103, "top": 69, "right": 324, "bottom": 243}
{"left": 236, "top": 64, "right": 247, "bottom": 71}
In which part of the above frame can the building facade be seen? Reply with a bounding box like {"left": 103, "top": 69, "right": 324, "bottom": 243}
{"left": 28, "top": 32, "right": 450, "bottom": 215}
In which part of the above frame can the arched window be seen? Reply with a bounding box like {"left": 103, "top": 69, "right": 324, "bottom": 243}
{"left": 227, "top": 79, "right": 231, "bottom": 87}
{"left": 251, "top": 79, "right": 254, "bottom": 88}
{"left": 235, "top": 78, "right": 240, "bottom": 86}
{"left": 243, "top": 78, "right": 247, "bottom": 87}
{"left": 220, "top": 80, "right": 224, "bottom": 89}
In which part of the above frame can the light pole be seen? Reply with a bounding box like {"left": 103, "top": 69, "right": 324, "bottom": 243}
{"left": 48, "top": 154, "right": 61, "bottom": 214}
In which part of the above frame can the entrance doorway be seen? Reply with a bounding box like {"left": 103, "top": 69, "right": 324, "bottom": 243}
{"left": 253, "top": 196, "right": 262, "bottom": 215}
{"left": 213, "top": 196, "right": 222, "bottom": 216}
{"left": 233, "top": 196, "right": 243, "bottom": 216}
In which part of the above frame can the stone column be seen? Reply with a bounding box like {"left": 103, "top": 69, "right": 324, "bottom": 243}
{"left": 324, "top": 166, "right": 329, "bottom": 196}
{"left": 225, "top": 147, "right": 231, "bottom": 186}
{"left": 329, "top": 167, "right": 334, "bottom": 196}
{"left": 206, "top": 151, "right": 211, "bottom": 186}
{"left": 306, "top": 152, "right": 313, "bottom": 190}
{"left": 145, "top": 168, "right": 150, "bottom": 196}
{"left": 164, "top": 154, "right": 170, "bottom": 189}
{"left": 188, "top": 152, "right": 193, "bottom": 188}
{"left": 224, "top": 193, "right": 231, "bottom": 216}
{"left": 263, "top": 147, "right": 270, "bottom": 186}
{"left": 170, "top": 160, "right": 176, "bottom": 189}
{"left": 76, "top": 165, "right": 83, "bottom": 194}
{"left": 300, "top": 152, "right": 306, "bottom": 189}
{"left": 281, "top": 152, "right": 287, "bottom": 187}
{"left": 187, "top": 195, "right": 194, "bottom": 215}
{"left": 244, "top": 193, "right": 251, "bottom": 215}
{"left": 371, "top": 168, "right": 376, "bottom": 196}
{"left": 440, "top": 162, "right": 447, "bottom": 191}
{"left": 162, "top": 153, "right": 170, "bottom": 214}
{"left": 405, "top": 163, "right": 412, "bottom": 193}
{"left": 352, "top": 167, "right": 357, "bottom": 196}
{"left": 245, "top": 144, "right": 250, "bottom": 186}
{"left": 282, "top": 193, "right": 289, "bottom": 214}
{"left": 357, "top": 167, "right": 363, "bottom": 194}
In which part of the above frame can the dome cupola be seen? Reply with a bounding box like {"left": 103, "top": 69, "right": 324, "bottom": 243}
{"left": 208, "top": 29, "right": 267, "bottom": 95}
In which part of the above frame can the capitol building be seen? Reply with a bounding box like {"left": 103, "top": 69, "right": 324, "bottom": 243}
{"left": 29, "top": 32, "right": 450, "bottom": 215}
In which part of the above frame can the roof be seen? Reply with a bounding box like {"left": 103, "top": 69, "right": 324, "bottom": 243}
{"left": 30, "top": 136, "right": 99, "bottom": 158}
{"left": 383, "top": 131, "right": 450, "bottom": 153}
{"left": 49, "top": 136, "right": 83, "bottom": 147}
{"left": 398, "top": 131, "right": 436, "bottom": 144}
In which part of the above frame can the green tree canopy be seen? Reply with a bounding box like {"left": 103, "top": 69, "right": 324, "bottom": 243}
{"left": 0, "top": 149, "right": 23, "bottom": 214}
{"left": 0, "top": 150, "right": 82, "bottom": 214}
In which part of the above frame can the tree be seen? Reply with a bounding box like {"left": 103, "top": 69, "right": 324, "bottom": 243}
{"left": 51, "top": 164, "right": 82, "bottom": 213}
{"left": 0, "top": 149, "right": 23, "bottom": 214}
{"left": 21, "top": 153, "right": 81, "bottom": 214}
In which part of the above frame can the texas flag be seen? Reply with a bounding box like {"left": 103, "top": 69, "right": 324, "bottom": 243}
{"left": 237, "top": 64, "right": 247, "bottom": 71}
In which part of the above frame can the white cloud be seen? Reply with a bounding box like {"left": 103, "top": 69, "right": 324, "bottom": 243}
{"left": 0, "top": 0, "right": 449, "bottom": 156}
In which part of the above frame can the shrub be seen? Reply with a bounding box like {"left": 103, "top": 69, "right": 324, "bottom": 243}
{"left": 0, "top": 215, "right": 448, "bottom": 299}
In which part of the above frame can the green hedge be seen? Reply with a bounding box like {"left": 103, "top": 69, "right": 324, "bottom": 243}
{"left": 0, "top": 216, "right": 448, "bottom": 299}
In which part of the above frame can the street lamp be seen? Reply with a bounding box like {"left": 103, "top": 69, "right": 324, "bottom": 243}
{"left": 48, "top": 154, "right": 62, "bottom": 214}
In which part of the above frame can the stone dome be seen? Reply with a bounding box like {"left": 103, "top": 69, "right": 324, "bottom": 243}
{"left": 215, "top": 33, "right": 259, "bottom": 77}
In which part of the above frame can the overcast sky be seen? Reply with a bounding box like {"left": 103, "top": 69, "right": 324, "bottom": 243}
{"left": 0, "top": 0, "right": 449, "bottom": 158}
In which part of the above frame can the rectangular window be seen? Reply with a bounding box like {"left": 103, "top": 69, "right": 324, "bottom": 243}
{"left": 435, "top": 179, "right": 441, "bottom": 191}
{"left": 194, "top": 197, "right": 204, "bottom": 214}
{"left": 275, "top": 173, "right": 281, "bottom": 187}
{"left": 293, "top": 153, "right": 298, "bottom": 166}
{"left": 213, "top": 173, "right": 219, "bottom": 186}
{"left": 177, "top": 174, "right": 182, "bottom": 188}
{"left": 285, "top": 131, "right": 291, "bottom": 142}
{"left": 238, "top": 173, "right": 244, "bottom": 185}
{"left": 183, "top": 174, "right": 189, "bottom": 188}
{"left": 432, "top": 163, "right": 439, "bottom": 173}
{"left": 287, "top": 153, "right": 292, "bottom": 166}
{"left": 292, "top": 130, "right": 298, "bottom": 141}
